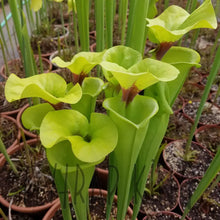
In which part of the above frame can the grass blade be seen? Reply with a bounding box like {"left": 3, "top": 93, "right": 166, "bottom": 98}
{"left": 185, "top": 45, "right": 220, "bottom": 158}
{"left": 210, "top": 27, "right": 220, "bottom": 62}
{"left": 181, "top": 149, "right": 220, "bottom": 220}
{"left": 0, "top": 138, "right": 18, "bottom": 175}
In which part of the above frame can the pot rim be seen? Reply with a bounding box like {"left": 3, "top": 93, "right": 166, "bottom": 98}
{"left": 16, "top": 104, "right": 38, "bottom": 139}
{"left": 43, "top": 188, "right": 135, "bottom": 220}
{"left": 142, "top": 210, "right": 184, "bottom": 220}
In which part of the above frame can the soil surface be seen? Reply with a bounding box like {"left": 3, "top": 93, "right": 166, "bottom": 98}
{"left": 0, "top": 142, "right": 57, "bottom": 207}
{"left": 48, "top": 1, "right": 71, "bottom": 26}
{"left": 180, "top": 83, "right": 204, "bottom": 101}
{"left": 163, "top": 140, "right": 213, "bottom": 178}
{"left": 0, "top": 115, "right": 18, "bottom": 148}
{"left": 200, "top": 75, "right": 220, "bottom": 92}
{"left": 52, "top": 194, "right": 131, "bottom": 220}
{"left": 31, "top": 37, "right": 58, "bottom": 55}
{"left": 172, "top": 96, "right": 183, "bottom": 113}
{"left": 2, "top": 58, "right": 51, "bottom": 78}
{"left": 209, "top": 92, "right": 220, "bottom": 107}
{"left": 186, "top": 70, "right": 202, "bottom": 84}
{"left": 52, "top": 68, "right": 73, "bottom": 83}
{"left": 140, "top": 167, "right": 179, "bottom": 214}
{"left": 95, "top": 99, "right": 106, "bottom": 114}
{"left": 180, "top": 178, "right": 220, "bottom": 220}
{"left": 183, "top": 101, "right": 220, "bottom": 125}
{"left": 96, "top": 156, "right": 109, "bottom": 170}
{"left": 1, "top": 59, "right": 25, "bottom": 78}
{"left": 144, "top": 211, "right": 183, "bottom": 220}
{"left": 50, "top": 48, "right": 76, "bottom": 65}
{"left": 5, "top": 212, "right": 39, "bottom": 220}
{"left": 195, "top": 125, "right": 220, "bottom": 154}
{"left": 165, "top": 113, "right": 192, "bottom": 140}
